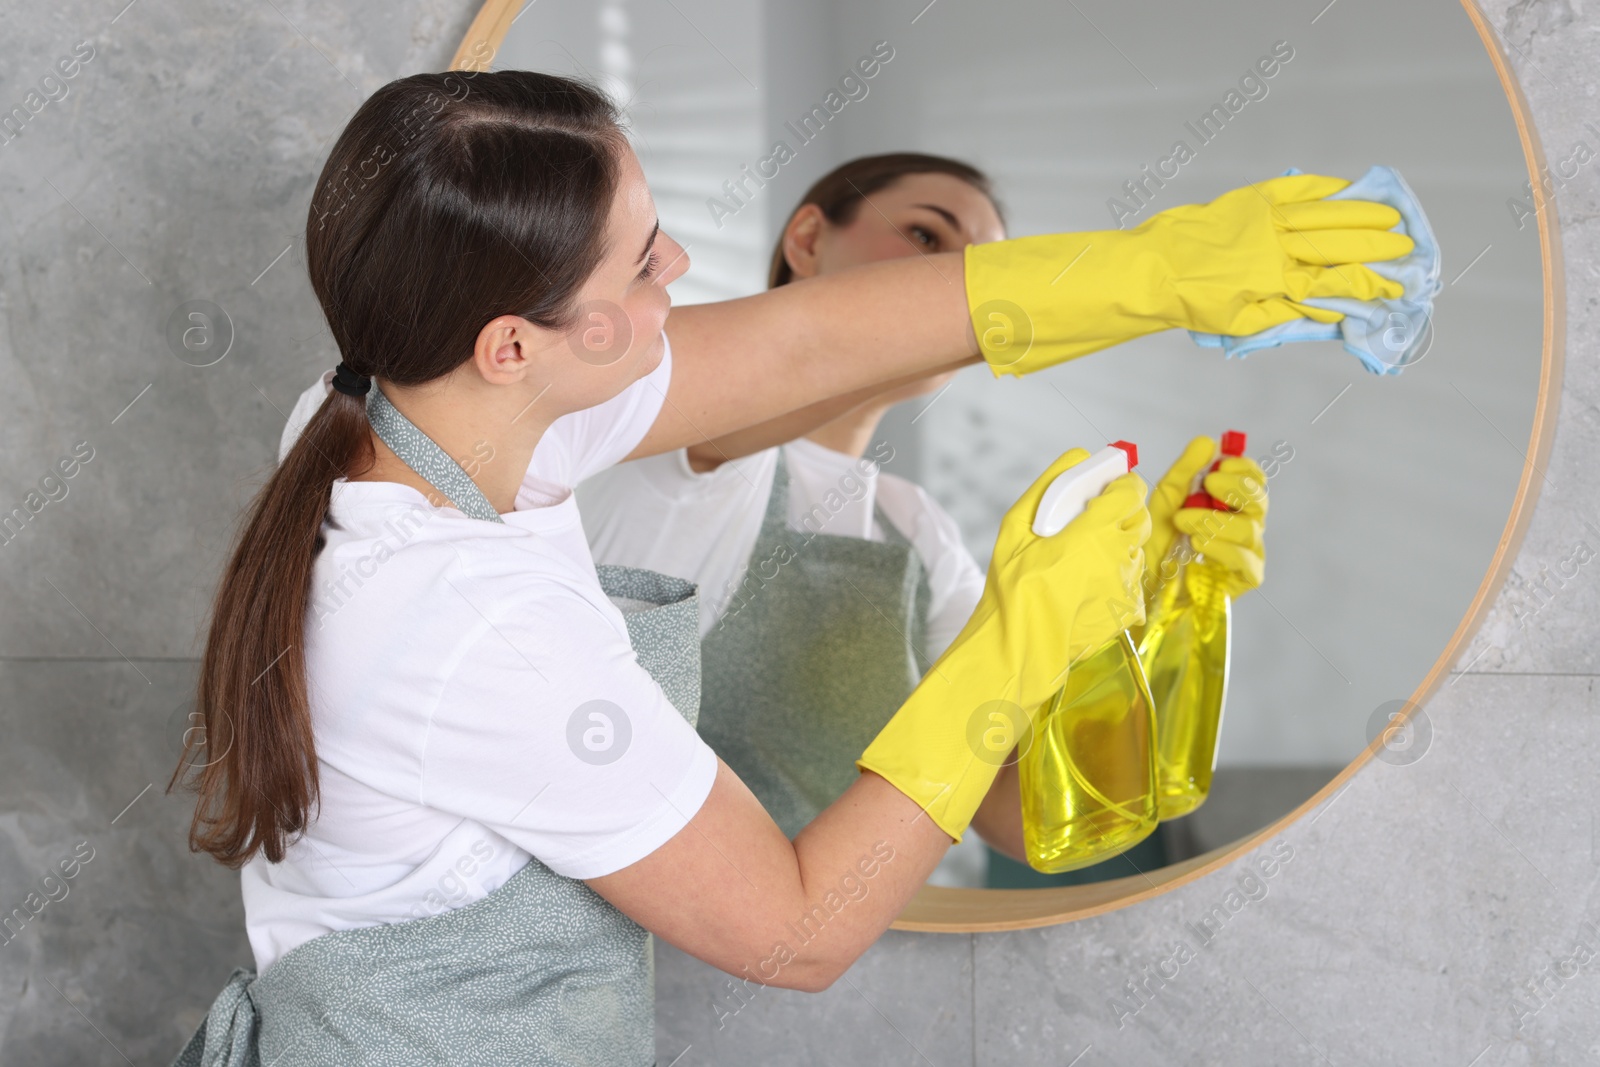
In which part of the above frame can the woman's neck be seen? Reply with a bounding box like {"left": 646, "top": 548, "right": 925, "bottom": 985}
{"left": 354, "top": 379, "right": 559, "bottom": 515}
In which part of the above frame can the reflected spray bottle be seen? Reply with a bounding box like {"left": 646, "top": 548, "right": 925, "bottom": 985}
{"left": 1137, "top": 430, "right": 1246, "bottom": 820}
{"left": 1019, "top": 441, "right": 1160, "bottom": 874}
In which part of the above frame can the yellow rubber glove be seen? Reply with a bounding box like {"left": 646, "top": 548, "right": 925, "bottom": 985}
{"left": 1171, "top": 457, "right": 1269, "bottom": 598}
{"left": 857, "top": 449, "right": 1152, "bottom": 841}
{"left": 1143, "top": 436, "right": 1220, "bottom": 603}
{"left": 965, "top": 173, "right": 1416, "bottom": 376}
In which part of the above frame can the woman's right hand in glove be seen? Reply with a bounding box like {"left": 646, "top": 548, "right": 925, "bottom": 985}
{"left": 857, "top": 448, "right": 1151, "bottom": 841}
{"left": 976, "top": 450, "right": 1154, "bottom": 691}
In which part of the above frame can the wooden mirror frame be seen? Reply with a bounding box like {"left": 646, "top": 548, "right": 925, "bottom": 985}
{"left": 454, "top": 0, "right": 1564, "bottom": 932}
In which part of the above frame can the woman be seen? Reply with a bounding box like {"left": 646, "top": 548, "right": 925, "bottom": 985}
{"left": 578, "top": 155, "right": 1276, "bottom": 889}
{"left": 170, "top": 70, "right": 1407, "bottom": 1065}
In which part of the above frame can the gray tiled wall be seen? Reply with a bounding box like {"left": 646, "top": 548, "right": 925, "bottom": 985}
{"left": 0, "top": 1, "right": 1593, "bottom": 1064}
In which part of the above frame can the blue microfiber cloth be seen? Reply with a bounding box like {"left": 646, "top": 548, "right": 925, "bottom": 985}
{"left": 1188, "top": 165, "right": 1440, "bottom": 375}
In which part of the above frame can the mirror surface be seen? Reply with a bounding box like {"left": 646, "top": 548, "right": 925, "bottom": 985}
{"left": 483, "top": 0, "right": 1546, "bottom": 894}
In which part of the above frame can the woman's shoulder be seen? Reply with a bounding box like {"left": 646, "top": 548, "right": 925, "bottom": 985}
{"left": 316, "top": 496, "right": 619, "bottom": 638}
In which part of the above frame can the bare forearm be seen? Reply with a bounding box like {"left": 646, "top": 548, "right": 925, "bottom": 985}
{"left": 686, "top": 386, "right": 886, "bottom": 472}
{"left": 631, "top": 253, "right": 980, "bottom": 460}
{"left": 969, "top": 756, "right": 1027, "bottom": 863}
{"left": 684, "top": 367, "right": 953, "bottom": 471}
{"left": 592, "top": 764, "right": 950, "bottom": 993}
{"left": 764, "top": 772, "right": 952, "bottom": 989}
{"left": 694, "top": 772, "right": 954, "bottom": 992}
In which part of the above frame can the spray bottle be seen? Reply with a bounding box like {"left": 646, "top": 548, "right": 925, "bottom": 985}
{"left": 1137, "top": 430, "right": 1246, "bottom": 820}
{"left": 1018, "top": 441, "right": 1160, "bottom": 873}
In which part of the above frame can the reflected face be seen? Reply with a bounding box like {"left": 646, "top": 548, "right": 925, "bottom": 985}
{"left": 788, "top": 172, "right": 1006, "bottom": 400}
{"left": 799, "top": 171, "right": 1006, "bottom": 274}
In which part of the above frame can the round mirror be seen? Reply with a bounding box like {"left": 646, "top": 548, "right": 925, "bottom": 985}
{"left": 460, "top": 0, "right": 1558, "bottom": 929}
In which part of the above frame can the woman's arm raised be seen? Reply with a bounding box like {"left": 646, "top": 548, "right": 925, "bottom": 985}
{"left": 629, "top": 173, "right": 1417, "bottom": 461}
{"left": 682, "top": 363, "right": 963, "bottom": 471}
{"left": 629, "top": 253, "right": 979, "bottom": 461}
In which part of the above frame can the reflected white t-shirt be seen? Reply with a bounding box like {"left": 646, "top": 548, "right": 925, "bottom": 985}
{"left": 244, "top": 336, "right": 718, "bottom": 974}
{"left": 576, "top": 437, "right": 986, "bottom": 659}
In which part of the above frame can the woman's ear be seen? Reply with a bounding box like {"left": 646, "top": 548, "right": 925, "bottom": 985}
{"left": 781, "top": 203, "right": 828, "bottom": 281}
{"left": 472, "top": 315, "right": 537, "bottom": 384}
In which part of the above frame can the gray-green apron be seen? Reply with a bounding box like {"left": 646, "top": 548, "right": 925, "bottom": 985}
{"left": 698, "top": 449, "right": 931, "bottom": 839}
{"left": 173, "top": 387, "right": 698, "bottom": 1067}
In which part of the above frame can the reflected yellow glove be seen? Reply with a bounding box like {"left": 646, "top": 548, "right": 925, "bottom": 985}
{"left": 857, "top": 450, "right": 1152, "bottom": 841}
{"left": 1172, "top": 457, "right": 1269, "bottom": 598}
{"left": 965, "top": 173, "right": 1416, "bottom": 376}
{"left": 1143, "top": 436, "right": 1220, "bottom": 603}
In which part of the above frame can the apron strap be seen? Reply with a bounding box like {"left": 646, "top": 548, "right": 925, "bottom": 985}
{"left": 757, "top": 447, "right": 794, "bottom": 541}
{"left": 767, "top": 445, "right": 912, "bottom": 549}
{"left": 366, "top": 386, "right": 505, "bottom": 524}
{"left": 873, "top": 498, "right": 911, "bottom": 549}
{"left": 170, "top": 967, "right": 257, "bottom": 1067}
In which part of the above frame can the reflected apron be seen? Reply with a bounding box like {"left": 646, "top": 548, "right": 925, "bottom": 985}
{"left": 698, "top": 450, "right": 930, "bottom": 838}
{"left": 174, "top": 387, "right": 698, "bottom": 1067}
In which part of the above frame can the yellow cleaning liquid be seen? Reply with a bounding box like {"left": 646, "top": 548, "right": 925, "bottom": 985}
{"left": 1019, "top": 630, "right": 1159, "bottom": 873}
{"left": 1137, "top": 555, "right": 1231, "bottom": 820}
{"left": 1135, "top": 428, "right": 1245, "bottom": 821}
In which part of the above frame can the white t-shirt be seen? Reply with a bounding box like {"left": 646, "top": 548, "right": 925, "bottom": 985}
{"left": 244, "top": 336, "right": 718, "bottom": 974}
{"left": 576, "top": 437, "right": 986, "bottom": 660}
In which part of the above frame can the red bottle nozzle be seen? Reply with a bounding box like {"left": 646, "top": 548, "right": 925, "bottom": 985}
{"left": 1110, "top": 440, "right": 1138, "bottom": 470}
{"left": 1185, "top": 430, "right": 1248, "bottom": 510}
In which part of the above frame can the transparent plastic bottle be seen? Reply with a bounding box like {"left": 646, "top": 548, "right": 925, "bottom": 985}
{"left": 1137, "top": 430, "right": 1246, "bottom": 820}
{"left": 1019, "top": 442, "right": 1160, "bottom": 873}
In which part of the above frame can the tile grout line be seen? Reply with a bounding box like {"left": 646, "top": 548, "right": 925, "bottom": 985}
{"left": 1449, "top": 670, "right": 1600, "bottom": 678}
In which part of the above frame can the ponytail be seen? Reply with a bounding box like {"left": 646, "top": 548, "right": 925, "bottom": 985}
{"left": 175, "top": 391, "right": 372, "bottom": 865}
{"left": 170, "top": 70, "right": 623, "bottom": 867}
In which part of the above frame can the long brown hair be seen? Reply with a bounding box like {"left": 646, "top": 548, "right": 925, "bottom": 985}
{"left": 172, "top": 71, "right": 626, "bottom": 867}
{"left": 766, "top": 152, "right": 1002, "bottom": 288}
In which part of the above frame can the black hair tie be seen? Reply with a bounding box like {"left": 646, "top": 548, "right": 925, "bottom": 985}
{"left": 331, "top": 362, "right": 372, "bottom": 398}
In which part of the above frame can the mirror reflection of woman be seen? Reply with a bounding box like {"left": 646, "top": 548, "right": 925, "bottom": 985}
{"left": 580, "top": 156, "right": 1279, "bottom": 891}
{"left": 580, "top": 154, "right": 1032, "bottom": 884}
{"left": 167, "top": 68, "right": 1406, "bottom": 1064}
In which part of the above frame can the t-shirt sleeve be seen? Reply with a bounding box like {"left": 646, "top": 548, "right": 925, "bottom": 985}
{"left": 417, "top": 576, "right": 717, "bottom": 881}
{"left": 534, "top": 333, "right": 675, "bottom": 488}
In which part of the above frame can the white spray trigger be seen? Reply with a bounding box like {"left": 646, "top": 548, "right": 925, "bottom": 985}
{"left": 1032, "top": 443, "right": 1137, "bottom": 537}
